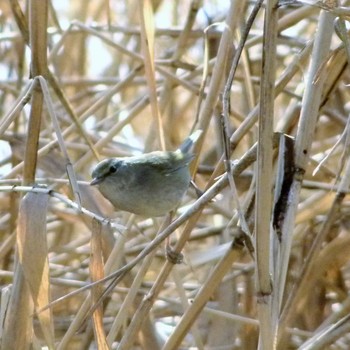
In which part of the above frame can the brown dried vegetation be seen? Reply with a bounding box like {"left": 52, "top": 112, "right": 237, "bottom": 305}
{"left": 1, "top": 1, "right": 350, "bottom": 349}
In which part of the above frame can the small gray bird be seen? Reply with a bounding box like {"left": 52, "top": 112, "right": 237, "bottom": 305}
{"left": 90, "top": 130, "right": 202, "bottom": 217}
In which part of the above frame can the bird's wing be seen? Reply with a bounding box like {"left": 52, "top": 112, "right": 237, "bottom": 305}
{"left": 132, "top": 152, "right": 193, "bottom": 174}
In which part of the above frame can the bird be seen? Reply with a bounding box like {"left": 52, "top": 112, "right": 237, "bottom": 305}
{"left": 90, "top": 130, "right": 202, "bottom": 217}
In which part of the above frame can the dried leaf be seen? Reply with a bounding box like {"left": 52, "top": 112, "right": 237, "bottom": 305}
{"left": 17, "top": 191, "right": 54, "bottom": 349}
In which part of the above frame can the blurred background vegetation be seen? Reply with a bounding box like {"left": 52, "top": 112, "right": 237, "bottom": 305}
{"left": 1, "top": 0, "right": 350, "bottom": 349}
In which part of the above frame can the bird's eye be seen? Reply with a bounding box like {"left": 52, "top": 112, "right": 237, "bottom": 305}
{"left": 109, "top": 165, "right": 118, "bottom": 173}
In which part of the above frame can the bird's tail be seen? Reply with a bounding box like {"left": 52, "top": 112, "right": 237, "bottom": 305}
{"left": 178, "top": 129, "right": 203, "bottom": 155}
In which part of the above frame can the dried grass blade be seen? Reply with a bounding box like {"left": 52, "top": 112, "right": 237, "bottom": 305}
{"left": 139, "top": 0, "right": 165, "bottom": 150}
{"left": 17, "top": 191, "right": 54, "bottom": 349}
{"left": 38, "top": 76, "right": 82, "bottom": 208}
{"left": 1, "top": 263, "right": 33, "bottom": 350}
{"left": 163, "top": 238, "right": 244, "bottom": 350}
{"left": 0, "top": 81, "right": 34, "bottom": 137}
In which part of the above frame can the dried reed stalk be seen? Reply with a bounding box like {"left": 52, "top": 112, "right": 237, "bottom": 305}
{"left": 1, "top": 1, "right": 350, "bottom": 349}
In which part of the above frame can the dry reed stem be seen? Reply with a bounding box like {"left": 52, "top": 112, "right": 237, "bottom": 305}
{"left": 2, "top": 1, "right": 350, "bottom": 349}
{"left": 255, "top": 1, "right": 278, "bottom": 349}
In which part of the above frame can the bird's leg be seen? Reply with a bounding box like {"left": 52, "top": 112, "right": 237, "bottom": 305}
{"left": 190, "top": 180, "right": 204, "bottom": 198}
{"left": 164, "top": 211, "right": 183, "bottom": 264}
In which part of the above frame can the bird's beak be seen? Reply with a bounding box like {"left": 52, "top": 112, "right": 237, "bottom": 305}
{"left": 90, "top": 177, "right": 102, "bottom": 186}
